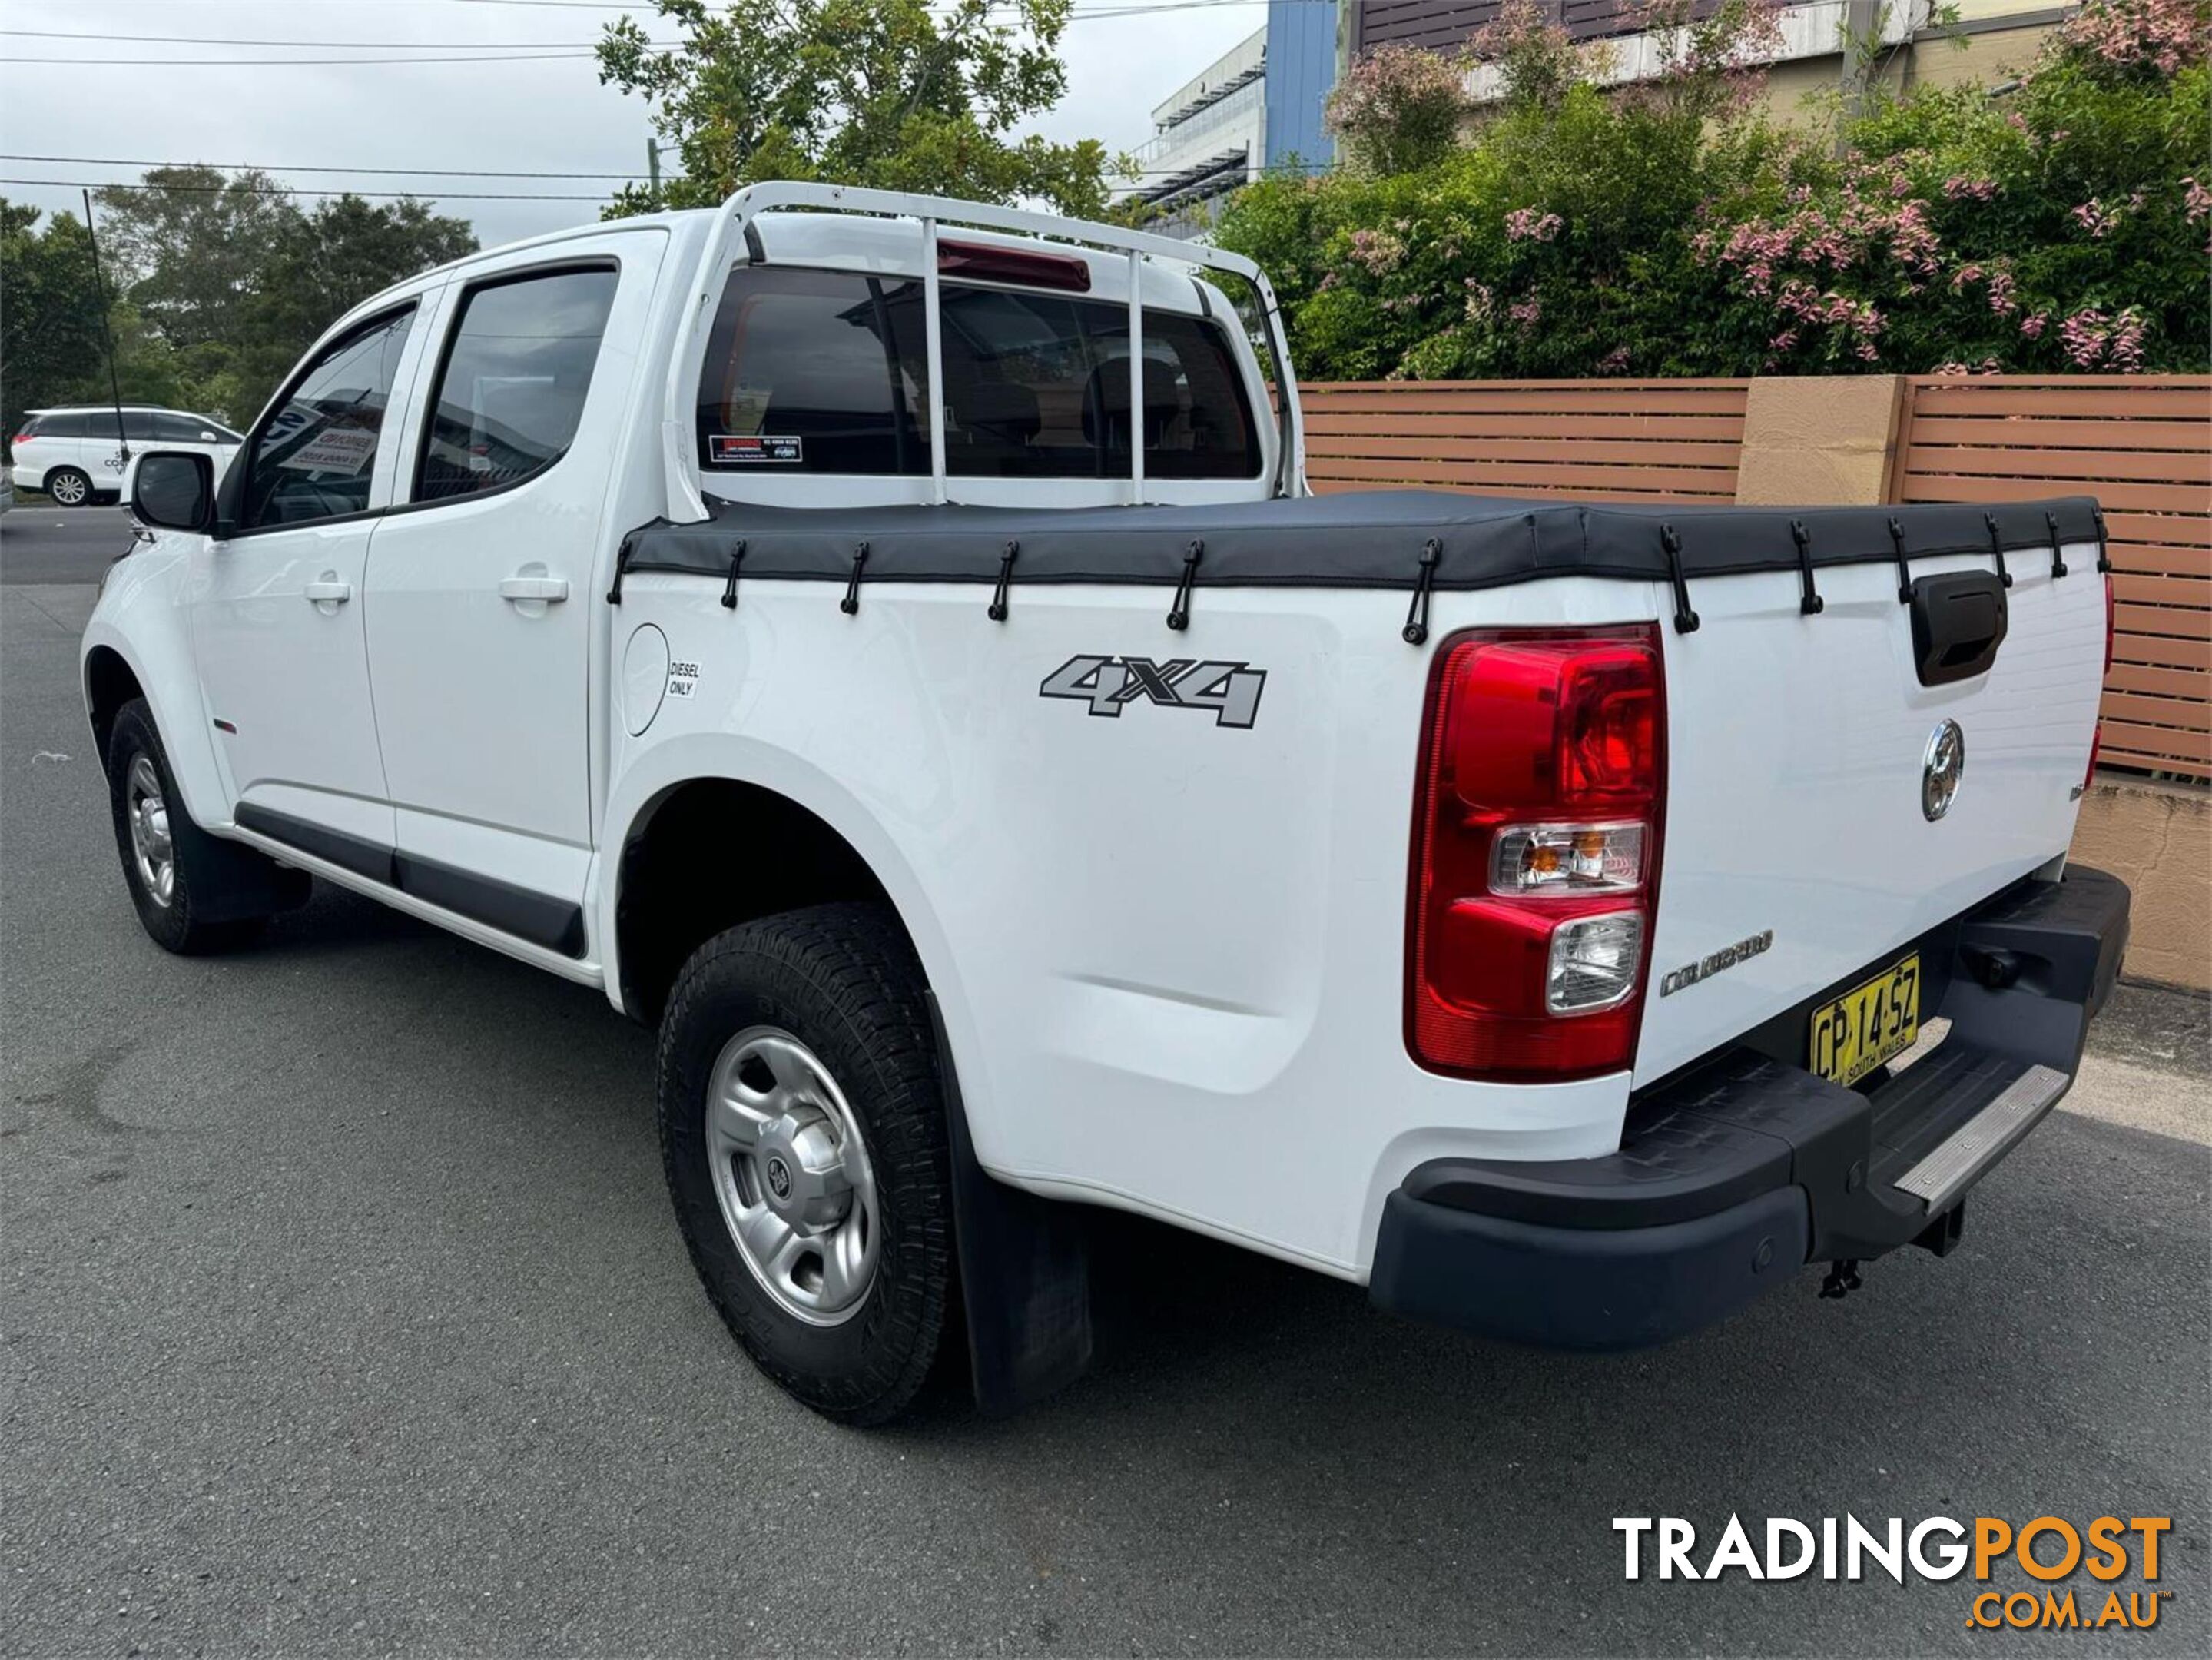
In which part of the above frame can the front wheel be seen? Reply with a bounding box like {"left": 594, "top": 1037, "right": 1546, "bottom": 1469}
{"left": 46, "top": 466, "right": 91, "bottom": 506}
{"left": 104, "top": 699, "right": 305, "bottom": 952}
{"left": 656, "top": 903, "right": 954, "bottom": 1425}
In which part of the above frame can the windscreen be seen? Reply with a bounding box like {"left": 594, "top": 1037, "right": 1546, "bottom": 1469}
{"left": 695, "top": 265, "right": 1260, "bottom": 482}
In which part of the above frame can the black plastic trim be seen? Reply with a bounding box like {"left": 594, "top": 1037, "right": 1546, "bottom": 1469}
{"left": 1370, "top": 1184, "right": 1809, "bottom": 1351}
{"left": 1369, "top": 865, "right": 2131, "bottom": 1348}
{"left": 232, "top": 803, "right": 585, "bottom": 957}
{"left": 234, "top": 802, "right": 395, "bottom": 885}
{"left": 392, "top": 852, "right": 586, "bottom": 957}
{"left": 925, "top": 991, "right": 1095, "bottom": 1414}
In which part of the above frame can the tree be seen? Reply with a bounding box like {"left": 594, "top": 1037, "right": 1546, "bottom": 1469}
{"left": 596, "top": 0, "right": 1116, "bottom": 218}
{"left": 93, "top": 166, "right": 303, "bottom": 350}
{"left": 1, "top": 201, "right": 110, "bottom": 438}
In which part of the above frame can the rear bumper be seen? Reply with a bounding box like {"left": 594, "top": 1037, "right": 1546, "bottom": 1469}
{"left": 1369, "top": 864, "right": 2131, "bottom": 1350}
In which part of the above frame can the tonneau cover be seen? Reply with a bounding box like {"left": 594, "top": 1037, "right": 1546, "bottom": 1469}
{"left": 621, "top": 490, "right": 2103, "bottom": 601}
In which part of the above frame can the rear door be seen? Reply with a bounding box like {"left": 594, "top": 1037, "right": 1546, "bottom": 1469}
{"left": 1634, "top": 547, "right": 2107, "bottom": 1084}
{"left": 362, "top": 232, "right": 657, "bottom": 953}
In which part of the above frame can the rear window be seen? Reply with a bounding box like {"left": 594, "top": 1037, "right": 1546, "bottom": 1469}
{"left": 695, "top": 266, "right": 1260, "bottom": 481}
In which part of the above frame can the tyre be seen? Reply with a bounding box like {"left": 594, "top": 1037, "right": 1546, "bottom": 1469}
{"left": 104, "top": 699, "right": 307, "bottom": 953}
{"left": 658, "top": 902, "right": 954, "bottom": 1425}
{"left": 45, "top": 466, "right": 91, "bottom": 507}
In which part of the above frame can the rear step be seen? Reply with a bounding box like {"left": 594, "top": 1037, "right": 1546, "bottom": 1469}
{"left": 1891, "top": 1062, "right": 2070, "bottom": 1210}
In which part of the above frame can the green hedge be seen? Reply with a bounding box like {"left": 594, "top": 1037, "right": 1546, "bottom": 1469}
{"left": 1215, "top": 0, "right": 2209, "bottom": 380}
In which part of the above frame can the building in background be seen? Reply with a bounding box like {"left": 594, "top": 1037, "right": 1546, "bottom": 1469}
{"left": 1116, "top": 1, "right": 1341, "bottom": 237}
{"left": 1350, "top": 1, "right": 2078, "bottom": 118}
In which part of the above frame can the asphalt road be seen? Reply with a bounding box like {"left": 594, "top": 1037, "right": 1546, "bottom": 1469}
{"left": 3, "top": 510, "right": 2207, "bottom": 1658}
{"left": 0, "top": 505, "right": 135, "bottom": 586}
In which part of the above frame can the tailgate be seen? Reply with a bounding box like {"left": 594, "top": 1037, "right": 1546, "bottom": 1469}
{"left": 1636, "top": 533, "right": 2108, "bottom": 1086}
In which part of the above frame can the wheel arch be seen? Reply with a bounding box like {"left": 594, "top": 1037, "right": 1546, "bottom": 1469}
{"left": 602, "top": 744, "right": 970, "bottom": 1054}
{"left": 80, "top": 579, "right": 228, "bottom": 830}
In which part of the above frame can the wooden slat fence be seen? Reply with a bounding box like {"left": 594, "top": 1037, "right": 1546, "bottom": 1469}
{"left": 1297, "top": 379, "right": 1750, "bottom": 503}
{"left": 1894, "top": 376, "right": 2212, "bottom": 780}
{"left": 1293, "top": 373, "right": 2210, "bottom": 782}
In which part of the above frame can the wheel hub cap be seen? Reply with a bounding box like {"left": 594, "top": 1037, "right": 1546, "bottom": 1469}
{"left": 125, "top": 755, "right": 175, "bottom": 909}
{"left": 704, "top": 1028, "right": 878, "bottom": 1326}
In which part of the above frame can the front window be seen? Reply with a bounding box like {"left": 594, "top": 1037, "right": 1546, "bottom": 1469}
{"left": 240, "top": 307, "right": 413, "bottom": 530}
{"left": 695, "top": 265, "right": 1260, "bottom": 482}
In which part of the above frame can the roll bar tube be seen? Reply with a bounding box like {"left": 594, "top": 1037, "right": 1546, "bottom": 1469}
{"left": 663, "top": 181, "right": 1305, "bottom": 520}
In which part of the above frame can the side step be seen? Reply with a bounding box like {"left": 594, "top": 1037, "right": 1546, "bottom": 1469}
{"left": 1893, "top": 1063, "right": 2071, "bottom": 1211}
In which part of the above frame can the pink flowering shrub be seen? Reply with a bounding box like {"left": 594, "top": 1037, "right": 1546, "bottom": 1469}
{"left": 1216, "top": 0, "right": 2207, "bottom": 378}
{"left": 1504, "top": 208, "right": 1563, "bottom": 241}
{"left": 1325, "top": 45, "right": 1471, "bottom": 175}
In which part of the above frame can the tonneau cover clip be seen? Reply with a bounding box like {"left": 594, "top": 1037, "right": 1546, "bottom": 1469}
{"left": 720, "top": 538, "right": 746, "bottom": 609}
{"left": 2045, "top": 510, "right": 2068, "bottom": 580}
{"left": 1403, "top": 537, "right": 1441, "bottom": 645}
{"left": 605, "top": 534, "right": 636, "bottom": 606}
{"left": 988, "top": 540, "right": 1018, "bottom": 622}
{"left": 1887, "top": 516, "right": 1912, "bottom": 604}
{"left": 1166, "top": 539, "right": 1202, "bottom": 632}
{"left": 1983, "top": 512, "right": 2013, "bottom": 589}
{"left": 1789, "top": 519, "right": 1824, "bottom": 616}
{"left": 841, "top": 540, "right": 869, "bottom": 615}
{"left": 1661, "top": 524, "right": 1699, "bottom": 634}
{"left": 2092, "top": 505, "right": 2112, "bottom": 573}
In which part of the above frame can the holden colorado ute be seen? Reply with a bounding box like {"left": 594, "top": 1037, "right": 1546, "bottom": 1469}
{"left": 86, "top": 185, "right": 2131, "bottom": 1423}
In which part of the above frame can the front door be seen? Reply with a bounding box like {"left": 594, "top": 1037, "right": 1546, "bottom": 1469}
{"left": 363, "top": 235, "right": 656, "bottom": 954}
{"left": 192, "top": 300, "right": 434, "bottom": 875}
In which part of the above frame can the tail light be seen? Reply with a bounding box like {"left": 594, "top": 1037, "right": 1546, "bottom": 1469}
{"left": 1407, "top": 626, "right": 1665, "bottom": 1080}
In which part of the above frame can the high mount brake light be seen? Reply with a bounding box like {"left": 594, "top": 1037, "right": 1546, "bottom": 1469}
{"left": 1407, "top": 626, "right": 1665, "bottom": 1081}
{"left": 937, "top": 238, "right": 1093, "bottom": 293}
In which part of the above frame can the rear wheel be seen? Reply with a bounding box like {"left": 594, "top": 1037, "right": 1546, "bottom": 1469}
{"left": 104, "top": 699, "right": 304, "bottom": 953}
{"left": 45, "top": 466, "right": 91, "bottom": 506}
{"left": 656, "top": 903, "right": 954, "bottom": 1425}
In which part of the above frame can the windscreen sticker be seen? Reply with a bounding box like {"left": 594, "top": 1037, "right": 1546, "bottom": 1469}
{"left": 722, "top": 387, "right": 771, "bottom": 435}
{"left": 710, "top": 433, "right": 801, "bottom": 464}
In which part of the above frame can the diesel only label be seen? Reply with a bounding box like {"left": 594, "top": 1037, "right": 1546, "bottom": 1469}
{"left": 1040, "top": 655, "right": 1268, "bottom": 730}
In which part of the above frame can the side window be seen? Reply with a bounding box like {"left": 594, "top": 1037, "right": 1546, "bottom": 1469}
{"left": 695, "top": 267, "right": 930, "bottom": 475}
{"left": 416, "top": 267, "right": 619, "bottom": 503}
{"left": 122, "top": 412, "right": 161, "bottom": 441}
{"left": 154, "top": 413, "right": 214, "bottom": 442}
{"left": 240, "top": 307, "right": 414, "bottom": 531}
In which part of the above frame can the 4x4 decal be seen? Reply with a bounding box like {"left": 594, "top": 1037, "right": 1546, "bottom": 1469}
{"left": 1039, "top": 654, "right": 1267, "bottom": 730}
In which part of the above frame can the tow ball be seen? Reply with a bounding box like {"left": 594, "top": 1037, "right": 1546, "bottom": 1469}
{"left": 1818, "top": 1259, "right": 1864, "bottom": 1300}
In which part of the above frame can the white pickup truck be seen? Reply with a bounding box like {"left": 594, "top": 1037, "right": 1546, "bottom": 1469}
{"left": 89, "top": 185, "right": 2130, "bottom": 1423}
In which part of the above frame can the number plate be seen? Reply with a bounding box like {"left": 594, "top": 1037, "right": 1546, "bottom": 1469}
{"left": 1809, "top": 953, "right": 1921, "bottom": 1087}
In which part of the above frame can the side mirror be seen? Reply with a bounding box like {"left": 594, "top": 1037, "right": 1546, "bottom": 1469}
{"left": 131, "top": 450, "right": 216, "bottom": 534}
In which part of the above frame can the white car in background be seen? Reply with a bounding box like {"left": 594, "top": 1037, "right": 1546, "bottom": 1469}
{"left": 9, "top": 406, "right": 243, "bottom": 506}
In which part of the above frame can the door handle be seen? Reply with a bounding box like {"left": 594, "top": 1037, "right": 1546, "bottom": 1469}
{"left": 499, "top": 576, "right": 569, "bottom": 604}
{"left": 303, "top": 578, "right": 352, "bottom": 604}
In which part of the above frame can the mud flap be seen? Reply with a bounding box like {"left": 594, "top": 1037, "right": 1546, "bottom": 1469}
{"left": 924, "top": 993, "right": 1094, "bottom": 1413}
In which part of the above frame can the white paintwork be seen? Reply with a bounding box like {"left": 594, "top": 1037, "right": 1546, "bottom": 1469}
{"left": 1636, "top": 549, "right": 2104, "bottom": 1086}
{"left": 81, "top": 188, "right": 2101, "bottom": 1286}
{"left": 363, "top": 227, "right": 668, "bottom": 906}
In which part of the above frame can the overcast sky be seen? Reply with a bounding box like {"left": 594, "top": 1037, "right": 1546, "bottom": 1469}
{"left": 0, "top": 0, "right": 1263, "bottom": 247}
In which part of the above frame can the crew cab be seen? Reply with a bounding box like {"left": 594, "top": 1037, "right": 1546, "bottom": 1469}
{"left": 85, "top": 185, "right": 2130, "bottom": 1423}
